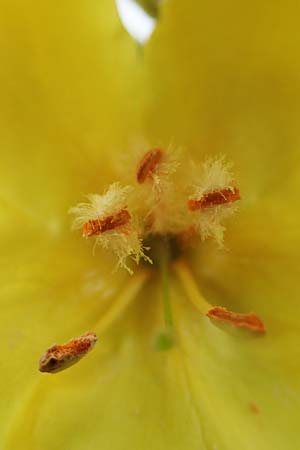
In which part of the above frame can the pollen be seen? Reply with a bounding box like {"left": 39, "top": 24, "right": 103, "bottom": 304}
{"left": 188, "top": 156, "right": 240, "bottom": 246}
{"left": 188, "top": 186, "right": 240, "bottom": 210}
{"left": 39, "top": 332, "right": 97, "bottom": 373}
{"left": 69, "top": 182, "right": 132, "bottom": 231}
{"left": 70, "top": 151, "right": 241, "bottom": 270}
{"left": 136, "top": 148, "right": 164, "bottom": 183}
{"left": 69, "top": 182, "right": 149, "bottom": 273}
{"left": 207, "top": 306, "right": 266, "bottom": 334}
{"left": 134, "top": 147, "right": 186, "bottom": 235}
{"left": 82, "top": 209, "right": 131, "bottom": 237}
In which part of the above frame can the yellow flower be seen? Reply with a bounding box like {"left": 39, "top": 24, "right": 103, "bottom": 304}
{"left": 1, "top": 1, "right": 300, "bottom": 449}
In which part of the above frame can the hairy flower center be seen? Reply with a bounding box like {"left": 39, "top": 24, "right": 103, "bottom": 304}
{"left": 144, "top": 234, "right": 183, "bottom": 266}
{"left": 39, "top": 146, "right": 266, "bottom": 374}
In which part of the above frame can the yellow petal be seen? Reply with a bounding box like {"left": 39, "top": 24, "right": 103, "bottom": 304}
{"left": 1, "top": 0, "right": 300, "bottom": 449}
{"left": 172, "top": 286, "right": 300, "bottom": 450}
{"left": 0, "top": 231, "right": 132, "bottom": 444}
{"left": 142, "top": 0, "right": 300, "bottom": 447}
{"left": 5, "top": 283, "right": 207, "bottom": 450}
{"left": 0, "top": 0, "right": 142, "bottom": 221}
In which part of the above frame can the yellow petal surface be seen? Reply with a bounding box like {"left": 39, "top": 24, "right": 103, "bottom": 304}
{"left": 0, "top": 0, "right": 141, "bottom": 446}
{"left": 5, "top": 283, "right": 208, "bottom": 450}
{"left": 143, "top": 0, "right": 300, "bottom": 448}
{"left": 1, "top": 0, "right": 300, "bottom": 449}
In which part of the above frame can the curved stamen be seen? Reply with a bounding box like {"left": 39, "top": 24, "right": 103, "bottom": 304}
{"left": 93, "top": 269, "right": 151, "bottom": 335}
{"left": 173, "top": 260, "right": 212, "bottom": 314}
{"left": 174, "top": 260, "right": 265, "bottom": 334}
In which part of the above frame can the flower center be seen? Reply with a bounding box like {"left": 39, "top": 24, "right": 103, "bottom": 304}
{"left": 143, "top": 234, "right": 182, "bottom": 265}
{"left": 38, "top": 146, "right": 265, "bottom": 374}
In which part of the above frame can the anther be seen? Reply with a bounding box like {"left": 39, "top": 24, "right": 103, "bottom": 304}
{"left": 207, "top": 307, "right": 265, "bottom": 334}
{"left": 188, "top": 187, "right": 240, "bottom": 211}
{"left": 83, "top": 209, "right": 131, "bottom": 237}
{"left": 136, "top": 148, "right": 164, "bottom": 183}
{"left": 39, "top": 331, "right": 97, "bottom": 373}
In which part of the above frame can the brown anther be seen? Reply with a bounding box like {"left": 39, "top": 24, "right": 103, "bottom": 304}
{"left": 39, "top": 331, "right": 97, "bottom": 373}
{"left": 136, "top": 148, "right": 164, "bottom": 183}
{"left": 188, "top": 187, "right": 240, "bottom": 211}
{"left": 83, "top": 209, "right": 131, "bottom": 237}
{"left": 207, "top": 306, "right": 265, "bottom": 334}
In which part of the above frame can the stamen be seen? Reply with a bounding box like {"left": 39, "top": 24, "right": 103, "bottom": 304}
{"left": 207, "top": 306, "right": 265, "bottom": 334}
{"left": 93, "top": 269, "right": 151, "bottom": 335}
{"left": 173, "top": 260, "right": 212, "bottom": 314}
{"left": 188, "top": 187, "right": 240, "bottom": 211}
{"left": 39, "top": 332, "right": 97, "bottom": 374}
{"left": 174, "top": 260, "right": 265, "bottom": 334}
{"left": 82, "top": 209, "right": 130, "bottom": 237}
{"left": 70, "top": 183, "right": 147, "bottom": 273}
{"left": 187, "top": 157, "right": 241, "bottom": 245}
{"left": 38, "top": 272, "right": 150, "bottom": 375}
{"left": 136, "top": 148, "right": 163, "bottom": 183}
